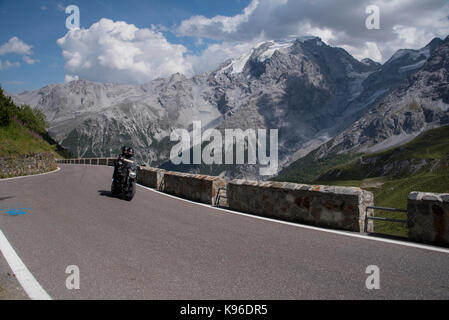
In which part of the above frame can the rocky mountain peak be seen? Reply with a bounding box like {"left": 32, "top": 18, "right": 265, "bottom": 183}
{"left": 361, "top": 58, "right": 381, "bottom": 69}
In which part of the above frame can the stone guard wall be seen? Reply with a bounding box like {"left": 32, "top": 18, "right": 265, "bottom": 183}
{"left": 228, "top": 179, "right": 374, "bottom": 233}
{"left": 1, "top": 153, "right": 57, "bottom": 179}
{"left": 137, "top": 166, "right": 165, "bottom": 189}
{"left": 408, "top": 192, "right": 449, "bottom": 247}
{"left": 162, "top": 171, "right": 227, "bottom": 205}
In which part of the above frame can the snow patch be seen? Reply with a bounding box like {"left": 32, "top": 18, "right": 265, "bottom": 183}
{"left": 388, "top": 47, "right": 430, "bottom": 64}
{"left": 257, "top": 41, "right": 294, "bottom": 62}
{"left": 399, "top": 60, "right": 426, "bottom": 73}
{"left": 230, "top": 51, "right": 253, "bottom": 74}
{"left": 367, "top": 132, "right": 419, "bottom": 153}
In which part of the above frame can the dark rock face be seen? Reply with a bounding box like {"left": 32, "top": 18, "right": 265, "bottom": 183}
{"left": 308, "top": 37, "right": 449, "bottom": 160}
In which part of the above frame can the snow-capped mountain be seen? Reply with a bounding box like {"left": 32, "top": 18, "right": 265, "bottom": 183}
{"left": 160, "top": 36, "right": 444, "bottom": 178}
{"left": 12, "top": 35, "right": 448, "bottom": 179}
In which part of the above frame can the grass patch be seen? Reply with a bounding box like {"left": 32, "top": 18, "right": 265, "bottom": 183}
{"left": 0, "top": 122, "right": 64, "bottom": 158}
{"left": 274, "top": 151, "right": 358, "bottom": 183}
{"left": 317, "top": 172, "right": 449, "bottom": 237}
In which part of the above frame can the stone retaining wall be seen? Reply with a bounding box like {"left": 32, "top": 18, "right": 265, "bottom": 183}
{"left": 228, "top": 179, "right": 374, "bottom": 233}
{"left": 162, "top": 171, "right": 227, "bottom": 205}
{"left": 137, "top": 166, "right": 165, "bottom": 189}
{"left": 408, "top": 192, "right": 449, "bottom": 247}
{"left": 0, "top": 152, "right": 57, "bottom": 179}
{"left": 57, "top": 158, "right": 115, "bottom": 166}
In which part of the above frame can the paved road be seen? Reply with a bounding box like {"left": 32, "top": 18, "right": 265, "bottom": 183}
{"left": 0, "top": 257, "right": 28, "bottom": 300}
{"left": 0, "top": 165, "right": 448, "bottom": 299}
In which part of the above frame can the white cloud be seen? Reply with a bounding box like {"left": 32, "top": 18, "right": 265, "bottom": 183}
{"left": 0, "top": 37, "right": 32, "bottom": 56}
{"left": 341, "top": 42, "right": 383, "bottom": 62}
{"left": 57, "top": 18, "right": 193, "bottom": 84}
{"left": 64, "top": 74, "right": 79, "bottom": 83}
{"left": 177, "top": 0, "right": 449, "bottom": 62}
{"left": 178, "top": 0, "right": 260, "bottom": 38}
{"left": 23, "top": 56, "right": 39, "bottom": 65}
{"left": 0, "top": 37, "right": 39, "bottom": 69}
{"left": 0, "top": 59, "right": 20, "bottom": 70}
{"left": 186, "top": 36, "right": 265, "bottom": 75}
{"left": 56, "top": 3, "right": 66, "bottom": 12}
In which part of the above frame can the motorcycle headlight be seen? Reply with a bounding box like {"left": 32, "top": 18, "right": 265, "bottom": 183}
{"left": 129, "top": 171, "right": 137, "bottom": 179}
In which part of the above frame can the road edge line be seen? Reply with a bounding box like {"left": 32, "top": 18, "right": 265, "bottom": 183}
{"left": 0, "top": 167, "right": 61, "bottom": 182}
{"left": 0, "top": 229, "right": 52, "bottom": 300}
{"left": 137, "top": 183, "right": 449, "bottom": 255}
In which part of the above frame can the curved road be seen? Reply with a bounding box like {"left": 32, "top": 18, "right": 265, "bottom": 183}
{"left": 0, "top": 165, "right": 448, "bottom": 299}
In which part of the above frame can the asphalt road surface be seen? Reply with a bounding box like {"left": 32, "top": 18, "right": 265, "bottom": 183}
{"left": 0, "top": 165, "right": 448, "bottom": 299}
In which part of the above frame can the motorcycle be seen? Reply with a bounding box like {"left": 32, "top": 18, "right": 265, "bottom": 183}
{"left": 111, "top": 157, "right": 137, "bottom": 201}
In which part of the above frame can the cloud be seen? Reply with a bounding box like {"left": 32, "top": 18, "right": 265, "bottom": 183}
{"left": 64, "top": 74, "right": 79, "bottom": 83}
{"left": 186, "top": 36, "right": 265, "bottom": 75}
{"left": 56, "top": 2, "right": 66, "bottom": 12}
{"left": 0, "top": 37, "right": 32, "bottom": 56}
{"left": 23, "top": 56, "right": 39, "bottom": 65}
{"left": 0, "top": 59, "right": 20, "bottom": 70}
{"left": 40, "top": 5, "right": 48, "bottom": 11}
{"left": 177, "top": 0, "right": 449, "bottom": 62}
{"left": 57, "top": 18, "right": 193, "bottom": 84}
{"left": 178, "top": 0, "right": 260, "bottom": 39}
{"left": 6, "top": 81, "right": 24, "bottom": 85}
{"left": 0, "top": 37, "right": 38, "bottom": 69}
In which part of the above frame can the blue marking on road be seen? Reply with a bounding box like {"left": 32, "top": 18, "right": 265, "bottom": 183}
{"left": 0, "top": 208, "right": 30, "bottom": 216}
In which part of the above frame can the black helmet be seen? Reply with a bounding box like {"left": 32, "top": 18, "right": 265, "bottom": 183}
{"left": 121, "top": 146, "right": 128, "bottom": 154}
{"left": 127, "top": 147, "right": 135, "bottom": 157}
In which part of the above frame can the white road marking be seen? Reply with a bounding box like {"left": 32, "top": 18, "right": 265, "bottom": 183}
{"left": 0, "top": 166, "right": 60, "bottom": 299}
{"left": 0, "top": 167, "right": 61, "bottom": 182}
{"left": 0, "top": 229, "right": 52, "bottom": 300}
{"left": 137, "top": 183, "right": 449, "bottom": 255}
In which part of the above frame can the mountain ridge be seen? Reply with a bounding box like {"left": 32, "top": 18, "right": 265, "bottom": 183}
{"left": 11, "top": 35, "right": 448, "bottom": 180}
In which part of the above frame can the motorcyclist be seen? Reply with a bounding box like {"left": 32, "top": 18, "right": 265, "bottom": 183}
{"left": 122, "top": 147, "right": 137, "bottom": 171}
{"left": 111, "top": 147, "right": 137, "bottom": 200}
{"left": 113, "top": 146, "right": 128, "bottom": 178}
{"left": 118, "top": 146, "right": 127, "bottom": 160}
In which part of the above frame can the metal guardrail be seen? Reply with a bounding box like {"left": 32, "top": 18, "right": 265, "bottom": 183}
{"left": 364, "top": 206, "right": 407, "bottom": 233}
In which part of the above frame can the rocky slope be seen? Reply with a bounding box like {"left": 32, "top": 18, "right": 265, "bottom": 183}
{"left": 311, "top": 36, "right": 449, "bottom": 158}
{"left": 277, "top": 36, "right": 449, "bottom": 182}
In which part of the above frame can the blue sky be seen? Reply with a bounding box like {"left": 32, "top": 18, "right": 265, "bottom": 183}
{"left": 0, "top": 0, "right": 251, "bottom": 93}
{"left": 1, "top": 0, "right": 448, "bottom": 94}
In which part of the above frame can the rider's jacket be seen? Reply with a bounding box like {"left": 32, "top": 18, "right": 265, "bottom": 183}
{"left": 121, "top": 156, "right": 137, "bottom": 171}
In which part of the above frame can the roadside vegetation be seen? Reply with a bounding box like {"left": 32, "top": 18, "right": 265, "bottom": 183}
{"left": 0, "top": 86, "right": 70, "bottom": 158}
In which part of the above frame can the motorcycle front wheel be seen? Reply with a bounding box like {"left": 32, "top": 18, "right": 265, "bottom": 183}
{"left": 111, "top": 179, "right": 120, "bottom": 196}
{"left": 124, "top": 182, "right": 136, "bottom": 201}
